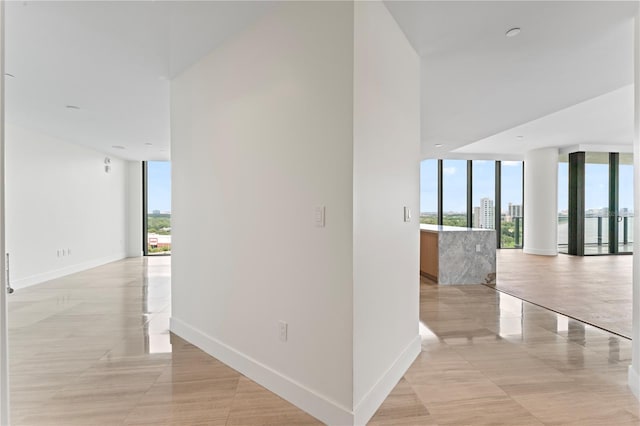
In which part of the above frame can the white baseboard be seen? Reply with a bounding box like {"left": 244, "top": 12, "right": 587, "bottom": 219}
{"left": 523, "top": 247, "right": 558, "bottom": 256}
{"left": 10, "top": 252, "right": 127, "bottom": 290}
{"left": 170, "top": 317, "right": 355, "bottom": 425}
{"left": 353, "top": 335, "right": 421, "bottom": 425}
{"left": 629, "top": 365, "right": 640, "bottom": 400}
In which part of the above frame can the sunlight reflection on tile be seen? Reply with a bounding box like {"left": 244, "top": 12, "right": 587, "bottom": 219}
{"left": 419, "top": 321, "right": 438, "bottom": 341}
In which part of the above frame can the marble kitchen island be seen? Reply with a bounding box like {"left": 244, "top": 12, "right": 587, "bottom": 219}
{"left": 420, "top": 224, "right": 496, "bottom": 285}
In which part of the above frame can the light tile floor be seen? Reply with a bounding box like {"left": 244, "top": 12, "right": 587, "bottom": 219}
{"left": 494, "top": 250, "right": 632, "bottom": 338}
{"left": 7, "top": 256, "right": 640, "bottom": 425}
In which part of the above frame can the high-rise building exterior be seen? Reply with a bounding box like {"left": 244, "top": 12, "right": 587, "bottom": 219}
{"left": 473, "top": 206, "right": 481, "bottom": 228}
{"left": 480, "top": 197, "right": 494, "bottom": 229}
{"left": 508, "top": 202, "right": 522, "bottom": 221}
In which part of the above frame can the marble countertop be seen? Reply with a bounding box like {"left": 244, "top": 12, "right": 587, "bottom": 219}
{"left": 420, "top": 224, "right": 495, "bottom": 233}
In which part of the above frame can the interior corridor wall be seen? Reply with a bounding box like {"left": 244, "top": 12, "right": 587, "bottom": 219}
{"left": 170, "top": 2, "right": 355, "bottom": 423}
{"left": 352, "top": 2, "right": 421, "bottom": 423}
{"left": 5, "top": 123, "right": 128, "bottom": 288}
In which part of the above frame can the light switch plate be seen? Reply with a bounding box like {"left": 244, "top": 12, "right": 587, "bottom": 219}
{"left": 404, "top": 206, "right": 411, "bottom": 222}
{"left": 315, "top": 206, "right": 325, "bottom": 228}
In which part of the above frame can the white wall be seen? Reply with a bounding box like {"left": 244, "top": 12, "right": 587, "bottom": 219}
{"left": 5, "top": 123, "right": 128, "bottom": 288}
{"left": 523, "top": 147, "right": 559, "bottom": 256}
{"left": 628, "top": 13, "right": 640, "bottom": 400}
{"left": 170, "top": 2, "right": 355, "bottom": 423}
{"left": 352, "top": 2, "right": 421, "bottom": 423}
{"left": 127, "top": 161, "right": 143, "bottom": 257}
{"left": 0, "top": 4, "right": 8, "bottom": 423}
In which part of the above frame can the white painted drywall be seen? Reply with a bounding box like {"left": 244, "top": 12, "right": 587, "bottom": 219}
{"left": 0, "top": 3, "right": 8, "bottom": 423}
{"left": 628, "top": 13, "right": 640, "bottom": 400}
{"left": 127, "top": 161, "right": 143, "bottom": 257}
{"left": 170, "top": 2, "right": 355, "bottom": 423}
{"left": 352, "top": 1, "right": 421, "bottom": 423}
{"left": 523, "top": 147, "right": 559, "bottom": 255}
{"left": 5, "top": 123, "right": 128, "bottom": 288}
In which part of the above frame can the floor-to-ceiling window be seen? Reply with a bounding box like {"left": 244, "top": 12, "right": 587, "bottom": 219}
{"left": 442, "top": 159, "right": 468, "bottom": 227}
{"left": 619, "top": 153, "right": 633, "bottom": 252}
{"left": 471, "top": 160, "right": 495, "bottom": 229}
{"left": 420, "top": 158, "right": 524, "bottom": 248}
{"left": 558, "top": 155, "right": 569, "bottom": 253}
{"left": 144, "top": 161, "right": 171, "bottom": 256}
{"left": 501, "top": 161, "right": 524, "bottom": 248}
{"left": 584, "top": 152, "right": 610, "bottom": 255}
{"left": 560, "top": 151, "right": 632, "bottom": 256}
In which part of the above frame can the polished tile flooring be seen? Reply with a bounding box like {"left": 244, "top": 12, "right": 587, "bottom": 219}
{"left": 494, "top": 250, "right": 632, "bottom": 338}
{"left": 7, "top": 256, "right": 640, "bottom": 425}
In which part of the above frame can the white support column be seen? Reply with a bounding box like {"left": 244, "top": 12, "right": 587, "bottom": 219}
{"left": 628, "top": 13, "right": 640, "bottom": 400}
{"left": 0, "top": 0, "right": 9, "bottom": 423}
{"left": 523, "top": 147, "right": 558, "bottom": 256}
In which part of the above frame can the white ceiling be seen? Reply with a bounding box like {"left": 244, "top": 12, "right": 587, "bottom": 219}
{"left": 5, "top": 1, "right": 273, "bottom": 161}
{"left": 385, "top": 0, "right": 638, "bottom": 159}
{"left": 6, "top": 1, "right": 639, "bottom": 161}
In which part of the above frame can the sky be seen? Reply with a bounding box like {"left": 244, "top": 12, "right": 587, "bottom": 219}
{"left": 421, "top": 160, "right": 524, "bottom": 213}
{"left": 420, "top": 159, "right": 633, "bottom": 214}
{"left": 148, "top": 161, "right": 171, "bottom": 212}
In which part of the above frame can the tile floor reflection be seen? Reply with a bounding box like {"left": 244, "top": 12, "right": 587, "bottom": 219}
{"left": 7, "top": 257, "right": 640, "bottom": 425}
{"left": 494, "top": 249, "right": 632, "bottom": 338}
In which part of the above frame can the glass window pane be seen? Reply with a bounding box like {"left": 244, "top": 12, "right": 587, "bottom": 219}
{"left": 584, "top": 152, "right": 609, "bottom": 255}
{"left": 471, "top": 160, "right": 495, "bottom": 229}
{"left": 420, "top": 159, "right": 438, "bottom": 225}
{"left": 619, "top": 153, "right": 633, "bottom": 252}
{"left": 501, "top": 161, "right": 523, "bottom": 248}
{"left": 442, "top": 160, "right": 467, "bottom": 227}
{"left": 557, "top": 156, "right": 568, "bottom": 253}
{"left": 147, "top": 161, "right": 172, "bottom": 255}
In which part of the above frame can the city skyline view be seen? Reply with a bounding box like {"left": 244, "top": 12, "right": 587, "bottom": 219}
{"left": 421, "top": 159, "right": 634, "bottom": 215}
{"left": 420, "top": 160, "right": 524, "bottom": 214}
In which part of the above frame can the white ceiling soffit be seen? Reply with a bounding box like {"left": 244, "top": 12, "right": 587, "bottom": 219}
{"left": 384, "top": 1, "right": 638, "bottom": 159}
{"left": 453, "top": 84, "right": 633, "bottom": 159}
{"left": 5, "top": 1, "right": 273, "bottom": 161}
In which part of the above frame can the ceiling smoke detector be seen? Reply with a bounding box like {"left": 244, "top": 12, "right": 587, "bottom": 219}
{"left": 505, "top": 28, "right": 521, "bottom": 38}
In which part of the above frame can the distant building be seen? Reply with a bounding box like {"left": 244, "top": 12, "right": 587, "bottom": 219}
{"left": 152, "top": 209, "right": 161, "bottom": 214}
{"left": 473, "top": 207, "right": 480, "bottom": 228}
{"left": 480, "top": 198, "right": 494, "bottom": 229}
{"left": 507, "top": 203, "right": 522, "bottom": 221}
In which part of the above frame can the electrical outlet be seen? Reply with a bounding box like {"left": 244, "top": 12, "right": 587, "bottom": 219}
{"left": 475, "top": 244, "right": 482, "bottom": 253}
{"left": 278, "top": 321, "right": 288, "bottom": 342}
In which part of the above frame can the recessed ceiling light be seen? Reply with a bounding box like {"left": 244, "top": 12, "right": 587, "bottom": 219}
{"left": 435, "top": 144, "right": 444, "bottom": 148}
{"left": 112, "top": 145, "right": 126, "bottom": 150}
{"left": 144, "top": 142, "right": 153, "bottom": 146}
{"left": 4, "top": 73, "right": 15, "bottom": 78}
{"left": 505, "top": 28, "right": 521, "bottom": 38}
{"left": 65, "top": 105, "right": 80, "bottom": 110}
